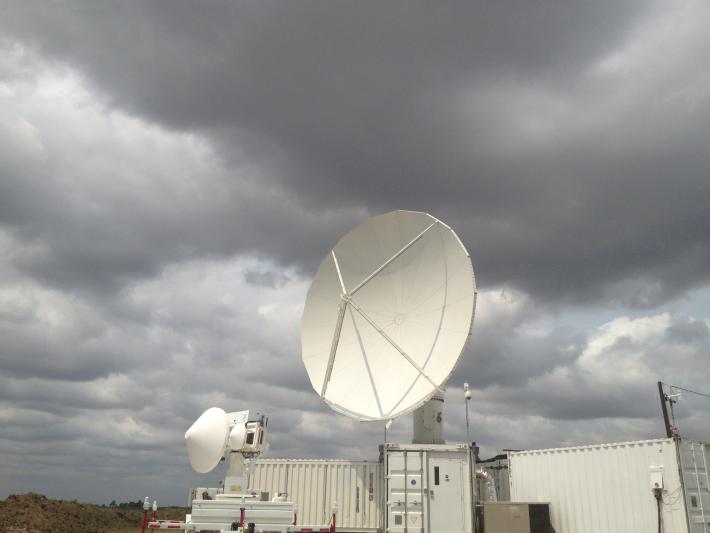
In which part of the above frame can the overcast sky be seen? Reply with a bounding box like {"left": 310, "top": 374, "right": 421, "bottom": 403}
{"left": 1, "top": 0, "right": 709, "bottom": 505}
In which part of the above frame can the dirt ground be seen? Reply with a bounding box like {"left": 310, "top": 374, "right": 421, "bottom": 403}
{"left": 0, "top": 493, "right": 187, "bottom": 533}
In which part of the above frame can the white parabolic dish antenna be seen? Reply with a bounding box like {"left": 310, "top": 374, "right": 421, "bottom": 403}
{"left": 185, "top": 407, "right": 229, "bottom": 473}
{"left": 301, "top": 210, "right": 476, "bottom": 421}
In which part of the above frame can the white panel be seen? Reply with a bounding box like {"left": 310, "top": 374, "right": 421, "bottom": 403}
{"left": 510, "top": 438, "right": 692, "bottom": 533}
{"left": 248, "top": 459, "right": 382, "bottom": 531}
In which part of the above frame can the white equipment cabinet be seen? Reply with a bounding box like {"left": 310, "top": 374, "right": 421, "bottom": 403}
{"left": 383, "top": 443, "right": 475, "bottom": 533}
{"left": 187, "top": 495, "right": 295, "bottom": 532}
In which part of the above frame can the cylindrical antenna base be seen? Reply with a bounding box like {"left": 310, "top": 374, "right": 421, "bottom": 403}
{"left": 412, "top": 391, "right": 445, "bottom": 444}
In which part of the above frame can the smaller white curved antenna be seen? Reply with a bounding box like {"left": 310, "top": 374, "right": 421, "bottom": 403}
{"left": 185, "top": 407, "right": 229, "bottom": 474}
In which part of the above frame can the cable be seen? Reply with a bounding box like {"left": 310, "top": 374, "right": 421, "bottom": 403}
{"left": 662, "top": 485, "right": 682, "bottom": 506}
{"left": 653, "top": 487, "right": 663, "bottom": 533}
{"left": 662, "top": 382, "right": 710, "bottom": 400}
{"left": 660, "top": 381, "right": 710, "bottom": 436}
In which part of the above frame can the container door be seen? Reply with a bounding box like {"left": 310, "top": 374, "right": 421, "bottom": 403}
{"left": 386, "top": 450, "right": 427, "bottom": 533}
{"left": 428, "top": 452, "right": 465, "bottom": 533}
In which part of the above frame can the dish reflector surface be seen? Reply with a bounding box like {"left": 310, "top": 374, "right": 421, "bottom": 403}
{"left": 301, "top": 210, "right": 476, "bottom": 421}
{"left": 185, "top": 407, "right": 228, "bottom": 473}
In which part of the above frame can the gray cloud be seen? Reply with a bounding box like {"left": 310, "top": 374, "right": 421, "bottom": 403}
{"left": 244, "top": 269, "right": 291, "bottom": 289}
{"left": 1, "top": 0, "right": 709, "bottom": 507}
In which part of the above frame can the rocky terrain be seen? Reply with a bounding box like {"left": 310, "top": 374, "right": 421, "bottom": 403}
{"left": 0, "top": 493, "right": 187, "bottom": 532}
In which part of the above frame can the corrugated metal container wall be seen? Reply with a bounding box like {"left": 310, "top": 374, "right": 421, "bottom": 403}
{"left": 510, "top": 438, "right": 691, "bottom": 533}
{"left": 248, "top": 459, "right": 382, "bottom": 531}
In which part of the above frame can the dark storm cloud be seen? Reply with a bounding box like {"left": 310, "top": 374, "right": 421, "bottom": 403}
{"left": 488, "top": 378, "right": 658, "bottom": 421}
{"left": 0, "top": 151, "right": 365, "bottom": 298}
{"left": 1, "top": 1, "right": 650, "bottom": 130}
{"left": 6, "top": 0, "right": 710, "bottom": 308}
{"left": 0, "top": 40, "right": 367, "bottom": 299}
{"left": 462, "top": 326, "right": 584, "bottom": 388}
{"left": 0, "top": 324, "right": 124, "bottom": 381}
{"left": 450, "top": 291, "right": 583, "bottom": 388}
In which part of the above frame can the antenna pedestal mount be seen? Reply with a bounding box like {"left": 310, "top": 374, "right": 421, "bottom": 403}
{"left": 412, "top": 390, "right": 445, "bottom": 444}
{"left": 223, "top": 451, "right": 249, "bottom": 495}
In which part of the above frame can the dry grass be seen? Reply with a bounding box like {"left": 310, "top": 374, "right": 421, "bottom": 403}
{"left": 0, "top": 493, "right": 187, "bottom": 533}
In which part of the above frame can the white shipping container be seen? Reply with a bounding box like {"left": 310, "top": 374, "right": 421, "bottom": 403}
{"left": 248, "top": 459, "right": 383, "bottom": 532}
{"left": 384, "top": 443, "right": 476, "bottom": 533}
{"left": 509, "top": 438, "right": 710, "bottom": 533}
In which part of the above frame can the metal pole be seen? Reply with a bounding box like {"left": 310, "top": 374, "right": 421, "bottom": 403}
{"left": 464, "top": 383, "right": 471, "bottom": 443}
{"left": 657, "top": 381, "right": 673, "bottom": 438}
